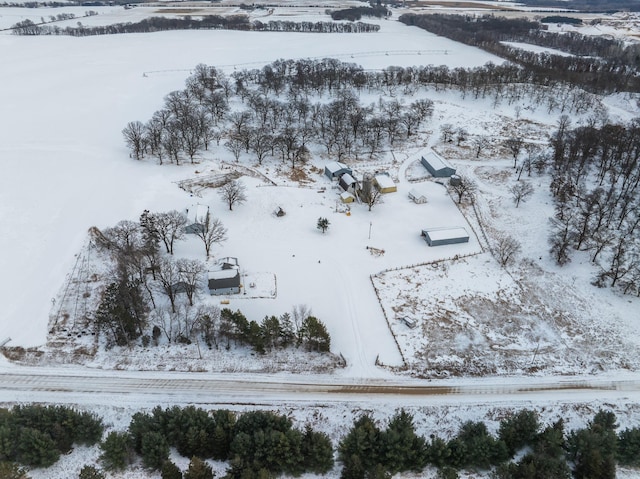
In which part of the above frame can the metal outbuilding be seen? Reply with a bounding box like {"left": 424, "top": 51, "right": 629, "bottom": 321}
{"left": 324, "top": 161, "right": 352, "bottom": 180}
{"left": 421, "top": 150, "right": 456, "bottom": 178}
{"left": 421, "top": 227, "right": 469, "bottom": 246}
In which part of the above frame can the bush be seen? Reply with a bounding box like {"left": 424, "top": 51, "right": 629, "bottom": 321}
{"left": 0, "top": 461, "right": 31, "bottom": 479}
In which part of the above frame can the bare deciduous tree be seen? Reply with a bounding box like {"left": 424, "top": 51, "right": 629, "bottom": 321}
{"left": 450, "top": 176, "right": 477, "bottom": 204}
{"left": 122, "top": 121, "right": 147, "bottom": 160}
{"left": 141, "top": 210, "right": 187, "bottom": 255}
{"left": 194, "top": 212, "right": 227, "bottom": 258}
{"left": 495, "top": 235, "right": 522, "bottom": 267}
{"left": 509, "top": 181, "right": 534, "bottom": 208}
{"left": 472, "top": 136, "right": 489, "bottom": 159}
{"left": 176, "top": 258, "right": 205, "bottom": 306}
{"left": 505, "top": 137, "right": 524, "bottom": 168}
{"left": 359, "top": 174, "right": 383, "bottom": 211}
{"left": 219, "top": 180, "right": 247, "bottom": 211}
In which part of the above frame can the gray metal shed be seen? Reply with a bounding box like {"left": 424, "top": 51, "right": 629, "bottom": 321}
{"left": 421, "top": 151, "right": 456, "bottom": 178}
{"left": 421, "top": 227, "right": 469, "bottom": 246}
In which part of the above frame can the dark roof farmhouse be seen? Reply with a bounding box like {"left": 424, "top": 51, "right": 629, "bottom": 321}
{"left": 208, "top": 257, "right": 241, "bottom": 295}
{"left": 421, "top": 150, "right": 456, "bottom": 178}
{"left": 421, "top": 227, "right": 469, "bottom": 246}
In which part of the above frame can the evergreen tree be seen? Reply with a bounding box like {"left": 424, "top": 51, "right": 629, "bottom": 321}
{"left": 99, "top": 431, "right": 134, "bottom": 471}
{"left": 184, "top": 456, "right": 214, "bottom": 479}
{"left": 301, "top": 424, "right": 334, "bottom": 474}
{"left": 338, "top": 415, "right": 381, "bottom": 473}
{"left": 0, "top": 461, "right": 30, "bottom": 479}
{"left": 618, "top": 427, "right": 640, "bottom": 466}
{"left": 317, "top": 217, "right": 330, "bottom": 233}
{"left": 78, "top": 465, "right": 106, "bottom": 479}
{"left": 378, "top": 409, "right": 426, "bottom": 473}
{"left": 16, "top": 428, "right": 59, "bottom": 467}
{"left": 567, "top": 411, "right": 617, "bottom": 479}
{"left": 498, "top": 409, "right": 540, "bottom": 455}
{"left": 161, "top": 460, "right": 183, "bottom": 479}
{"left": 299, "top": 316, "right": 331, "bottom": 352}
{"left": 140, "top": 431, "right": 170, "bottom": 470}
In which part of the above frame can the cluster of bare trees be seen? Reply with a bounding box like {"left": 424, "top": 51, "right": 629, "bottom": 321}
{"left": 89, "top": 209, "right": 227, "bottom": 346}
{"left": 12, "top": 15, "right": 379, "bottom": 36}
{"left": 125, "top": 60, "right": 435, "bottom": 166}
{"left": 399, "top": 13, "right": 640, "bottom": 93}
{"left": 548, "top": 120, "right": 640, "bottom": 295}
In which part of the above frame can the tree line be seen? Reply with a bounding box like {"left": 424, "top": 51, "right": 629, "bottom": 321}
{"left": 0, "top": 405, "right": 103, "bottom": 469}
{"left": 328, "top": 5, "right": 390, "bottom": 21}
{"left": 124, "top": 58, "right": 602, "bottom": 168}
{"left": 547, "top": 118, "right": 640, "bottom": 295}
{"left": 399, "top": 13, "right": 640, "bottom": 93}
{"left": 11, "top": 15, "right": 380, "bottom": 36}
{"left": 123, "top": 61, "right": 434, "bottom": 167}
{"left": 5, "top": 405, "right": 640, "bottom": 479}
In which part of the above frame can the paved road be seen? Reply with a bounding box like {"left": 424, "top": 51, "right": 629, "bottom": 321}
{"left": 2, "top": 369, "right": 640, "bottom": 407}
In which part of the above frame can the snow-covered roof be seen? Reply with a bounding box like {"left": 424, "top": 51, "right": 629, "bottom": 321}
{"left": 408, "top": 188, "right": 426, "bottom": 199}
{"left": 375, "top": 174, "right": 395, "bottom": 189}
{"left": 340, "top": 173, "right": 356, "bottom": 185}
{"left": 218, "top": 257, "right": 239, "bottom": 267}
{"left": 208, "top": 268, "right": 239, "bottom": 280}
{"left": 340, "top": 191, "right": 355, "bottom": 201}
{"left": 422, "top": 227, "right": 469, "bottom": 241}
{"left": 422, "top": 150, "right": 453, "bottom": 171}
{"left": 325, "top": 161, "right": 348, "bottom": 174}
{"left": 187, "top": 204, "right": 209, "bottom": 224}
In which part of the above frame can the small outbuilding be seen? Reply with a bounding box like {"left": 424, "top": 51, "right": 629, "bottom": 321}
{"left": 421, "top": 227, "right": 470, "bottom": 247}
{"left": 374, "top": 174, "right": 397, "bottom": 193}
{"left": 421, "top": 150, "right": 456, "bottom": 178}
{"left": 324, "top": 161, "right": 352, "bottom": 180}
{"left": 340, "top": 191, "right": 355, "bottom": 203}
{"left": 208, "top": 257, "right": 241, "bottom": 295}
{"left": 339, "top": 173, "right": 358, "bottom": 192}
{"left": 185, "top": 204, "right": 210, "bottom": 234}
{"left": 408, "top": 189, "right": 427, "bottom": 204}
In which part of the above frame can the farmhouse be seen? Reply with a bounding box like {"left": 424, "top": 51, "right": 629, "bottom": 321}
{"left": 421, "top": 227, "right": 469, "bottom": 246}
{"left": 185, "top": 204, "right": 210, "bottom": 234}
{"left": 374, "top": 174, "right": 397, "bottom": 193}
{"left": 208, "top": 257, "right": 241, "bottom": 295}
{"left": 408, "top": 188, "right": 427, "bottom": 204}
{"left": 324, "top": 161, "right": 352, "bottom": 180}
{"left": 339, "top": 173, "right": 358, "bottom": 192}
{"left": 421, "top": 150, "right": 456, "bottom": 178}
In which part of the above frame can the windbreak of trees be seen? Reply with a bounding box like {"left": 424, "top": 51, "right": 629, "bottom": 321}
{"left": 4, "top": 406, "right": 640, "bottom": 478}
{"left": 0, "top": 405, "right": 104, "bottom": 468}
{"left": 517, "top": 0, "right": 640, "bottom": 12}
{"left": 328, "top": 5, "right": 390, "bottom": 21}
{"left": 107, "top": 407, "right": 334, "bottom": 477}
{"left": 11, "top": 15, "right": 380, "bottom": 36}
{"left": 399, "top": 13, "right": 640, "bottom": 93}
{"left": 548, "top": 118, "right": 640, "bottom": 295}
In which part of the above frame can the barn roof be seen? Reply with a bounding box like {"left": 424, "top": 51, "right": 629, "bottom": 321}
{"left": 325, "top": 161, "right": 349, "bottom": 174}
{"left": 422, "top": 150, "right": 454, "bottom": 171}
{"left": 375, "top": 174, "right": 395, "bottom": 189}
{"left": 422, "top": 227, "right": 469, "bottom": 241}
